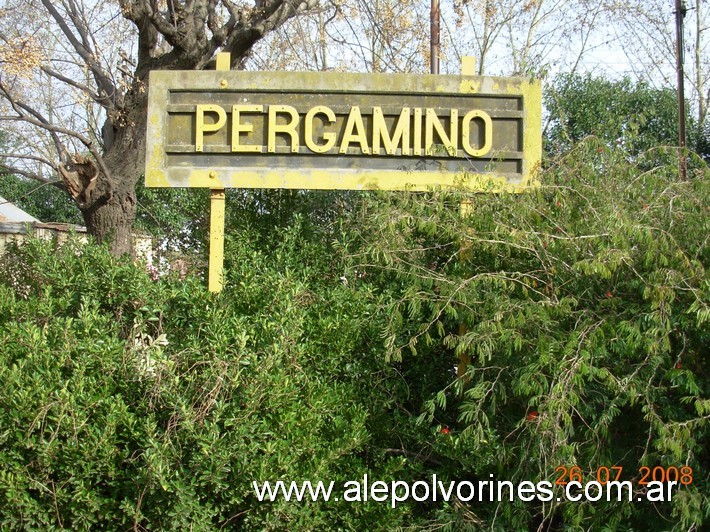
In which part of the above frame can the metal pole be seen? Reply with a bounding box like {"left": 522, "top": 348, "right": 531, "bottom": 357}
{"left": 675, "top": 0, "right": 687, "bottom": 181}
{"left": 208, "top": 52, "right": 230, "bottom": 292}
{"left": 431, "top": 0, "right": 440, "bottom": 74}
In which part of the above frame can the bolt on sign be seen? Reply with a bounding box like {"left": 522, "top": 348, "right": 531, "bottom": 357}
{"left": 145, "top": 71, "right": 541, "bottom": 192}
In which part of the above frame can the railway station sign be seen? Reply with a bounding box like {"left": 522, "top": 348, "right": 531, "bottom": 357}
{"left": 145, "top": 70, "right": 541, "bottom": 192}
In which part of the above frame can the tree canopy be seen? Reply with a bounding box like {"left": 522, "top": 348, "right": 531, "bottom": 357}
{"left": 544, "top": 74, "right": 683, "bottom": 157}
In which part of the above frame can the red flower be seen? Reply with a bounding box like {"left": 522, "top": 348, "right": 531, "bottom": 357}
{"left": 675, "top": 362, "right": 682, "bottom": 369}
{"left": 605, "top": 291, "right": 613, "bottom": 298}
{"left": 526, "top": 411, "right": 539, "bottom": 421}
{"left": 440, "top": 426, "right": 451, "bottom": 435}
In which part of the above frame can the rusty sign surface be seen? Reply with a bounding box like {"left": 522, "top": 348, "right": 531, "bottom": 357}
{"left": 145, "top": 71, "right": 541, "bottom": 192}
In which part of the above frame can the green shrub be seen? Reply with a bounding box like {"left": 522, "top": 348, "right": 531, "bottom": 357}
{"left": 352, "top": 140, "right": 709, "bottom": 529}
{"left": 0, "top": 141, "right": 707, "bottom": 530}
{"left": 0, "top": 234, "right": 413, "bottom": 529}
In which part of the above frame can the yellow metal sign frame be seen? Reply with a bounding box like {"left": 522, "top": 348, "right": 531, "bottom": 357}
{"left": 146, "top": 64, "right": 541, "bottom": 194}
{"left": 145, "top": 54, "right": 541, "bottom": 291}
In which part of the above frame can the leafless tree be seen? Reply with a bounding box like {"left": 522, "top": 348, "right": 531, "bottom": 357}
{"left": 0, "top": 0, "right": 318, "bottom": 255}
{"left": 250, "top": 0, "right": 430, "bottom": 73}
{"left": 438, "top": 0, "right": 608, "bottom": 77}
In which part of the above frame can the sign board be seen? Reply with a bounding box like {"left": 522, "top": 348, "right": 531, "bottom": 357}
{"left": 145, "top": 71, "right": 541, "bottom": 192}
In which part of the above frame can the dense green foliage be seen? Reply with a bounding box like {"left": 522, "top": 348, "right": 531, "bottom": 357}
{"left": 136, "top": 184, "right": 357, "bottom": 254}
{"left": 353, "top": 140, "right": 709, "bottom": 529}
{"left": 545, "top": 74, "right": 691, "bottom": 159}
{"left": 0, "top": 173, "right": 82, "bottom": 225}
{"left": 133, "top": 186, "right": 210, "bottom": 252}
{"left": 0, "top": 229, "right": 407, "bottom": 528}
{"left": 1, "top": 140, "right": 707, "bottom": 529}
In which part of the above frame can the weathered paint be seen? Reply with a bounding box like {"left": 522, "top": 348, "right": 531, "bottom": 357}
{"left": 520, "top": 80, "right": 543, "bottom": 187}
{"left": 145, "top": 69, "right": 541, "bottom": 193}
{"left": 461, "top": 56, "right": 476, "bottom": 76}
{"left": 146, "top": 54, "right": 543, "bottom": 294}
{"left": 208, "top": 52, "right": 229, "bottom": 293}
{"left": 208, "top": 188, "right": 225, "bottom": 292}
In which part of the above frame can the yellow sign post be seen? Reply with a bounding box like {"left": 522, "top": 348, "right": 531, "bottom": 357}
{"left": 145, "top": 54, "right": 541, "bottom": 291}
{"left": 207, "top": 53, "right": 230, "bottom": 292}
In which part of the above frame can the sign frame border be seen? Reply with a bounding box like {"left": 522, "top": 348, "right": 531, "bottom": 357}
{"left": 145, "top": 70, "right": 542, "bottom": 193}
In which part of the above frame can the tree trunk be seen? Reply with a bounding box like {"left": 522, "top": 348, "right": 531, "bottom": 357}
{"left": 81, "top": 176, "right": 137, "bottom": 256}
{"left": 81, "top": 86, "right": 148, "bottom": 256}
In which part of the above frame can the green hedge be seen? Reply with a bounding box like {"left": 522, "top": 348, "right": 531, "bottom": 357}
{"left": 0, "top": 141, "right": 708, "bottom": 529}
{"left": 0, "top": 230, "right": 413, "bottom": 529}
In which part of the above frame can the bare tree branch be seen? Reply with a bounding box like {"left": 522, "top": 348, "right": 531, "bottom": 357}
{"left": 39, "top": 0, "right": 118, "bottom": 111}
{"left": 0, "top": 153, "right": 59, "bottom": 172}
{"left": 40, "top": 66, "right": 102, "bottom": 103}
{"left": 0, "top": 83, "right": 111, "bottom": 183}
{"left": 0, "top": 82, "right": 68, "bottom": 164}
{"left": 0, "top": 162, "right": 55, "bottom": 184}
